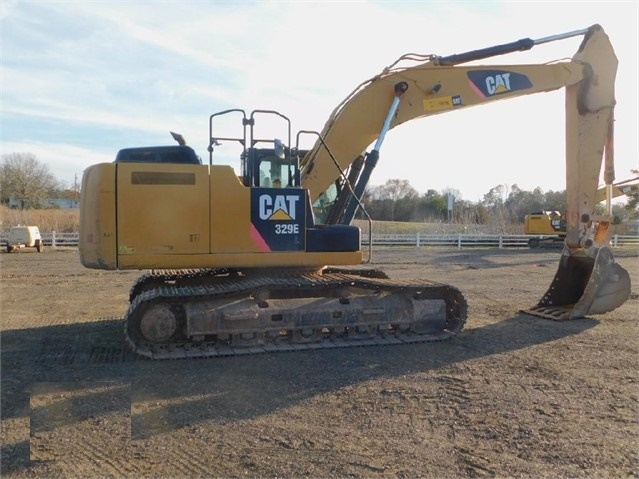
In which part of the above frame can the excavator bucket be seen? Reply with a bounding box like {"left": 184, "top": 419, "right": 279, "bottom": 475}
{"left": 525, "top": 247, "right": 631, "bottom": 320}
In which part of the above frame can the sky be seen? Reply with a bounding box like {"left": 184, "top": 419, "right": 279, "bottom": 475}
{"left": 1, "top": 0, "right": 638, "bottom": 202}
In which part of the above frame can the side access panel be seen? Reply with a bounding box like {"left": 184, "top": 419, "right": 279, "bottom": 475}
{"left": 116, "top": 163, "right": 210, "bottom": 257}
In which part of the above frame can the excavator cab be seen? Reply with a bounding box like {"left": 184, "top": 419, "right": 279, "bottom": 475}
{"left": 208, "top": 109, "right": 302, "bottom": 189}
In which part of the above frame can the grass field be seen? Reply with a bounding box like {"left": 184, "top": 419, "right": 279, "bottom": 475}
{"left": 0, "top": 206, "right": 79, "bottom": 233}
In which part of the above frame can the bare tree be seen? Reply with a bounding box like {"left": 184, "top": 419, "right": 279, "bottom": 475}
{"left": 378, "top": 179, "right": 418, "bottom": 221}
{"left": 1, "top": 153, "right": 60, "bottom": 208}
{"left": 482, "top": 184, "right": 511, "bottom": 226}
{"left": 380, "top": 179, "right": 417, "bottom": 202}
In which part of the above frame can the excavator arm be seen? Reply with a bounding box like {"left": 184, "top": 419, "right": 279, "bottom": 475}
{"left": 301, "top": 53, "right": 585, "bottom": 204}
{"left": 300, "top": 24, "right": 630, "bottom": 319}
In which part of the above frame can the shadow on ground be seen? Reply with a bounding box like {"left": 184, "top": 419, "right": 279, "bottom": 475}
{"left": 1, "top": 313, "right": 598, "bottom": 447}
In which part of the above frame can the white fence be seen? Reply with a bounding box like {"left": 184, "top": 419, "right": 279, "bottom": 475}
{"left": 361, "top": 232, "right": 639, "bottom": 248}
{"left": 1, "top": 231, "right": 638, "bottom": 249}
{"left": 363, "top": 233, "right": 534, "bottom": 248}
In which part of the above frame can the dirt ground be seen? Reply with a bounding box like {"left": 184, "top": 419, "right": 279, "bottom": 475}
{"left": 1, "top": 246, "right": 637, "bottom": 478}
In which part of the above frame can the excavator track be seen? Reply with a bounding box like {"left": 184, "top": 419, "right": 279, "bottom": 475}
{"left": 129, "top": 268, "right": 231, "bottom": 302}
{"left": 124, "top": 269, "right": 467, "bottom": 360}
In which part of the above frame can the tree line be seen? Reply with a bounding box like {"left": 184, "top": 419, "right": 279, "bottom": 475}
{"left": 0, "top": 153, "right": 79, "bottom": 208}
{"left": 359, "top": 178, "right": 637, "bottom": 226}
{"left": 2, "top": 152, "right": 637, "bottom": 226}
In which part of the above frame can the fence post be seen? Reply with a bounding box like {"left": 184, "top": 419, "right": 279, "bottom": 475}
{"left": 52, "top": 231, "right": 56, "bottom": 247}
{"left": 499, "top": 234, "right": 503, "bottom": 249}
{"left": 613, "top": 234, "right": 618, "bottom": 247}
{"left": 457, "top": 233, "right": 462, "bottom": 249}
{"left": 416, "top": 232, "right": 420, "bottom": 247}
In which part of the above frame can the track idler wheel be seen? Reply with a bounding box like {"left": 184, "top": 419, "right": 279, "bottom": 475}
{"left": 138, "top": 303, "right": 180, "bottom": 343}
{"left": 525, "top": 246, "right": 631, "bottom": 320}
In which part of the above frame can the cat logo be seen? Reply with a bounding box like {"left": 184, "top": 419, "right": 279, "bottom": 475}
{"left": 485, "top": 73, "right": 512, "bottom": 95}
{"left": 467, "top": 70, "right": 532, "bottom": 98}
{"left": 259, "top": 194, "right": 300, "bottom": 220}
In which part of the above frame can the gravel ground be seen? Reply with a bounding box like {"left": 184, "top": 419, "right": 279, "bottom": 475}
{"left": 1, "top": 246, "right": 637, "bottom": 478}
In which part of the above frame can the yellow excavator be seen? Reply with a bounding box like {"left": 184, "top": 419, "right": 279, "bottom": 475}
{"left": 80, "top": 24, "right": 631, "bottom": 359}
{"left": 524, "top": 177, "right": 638, "bottom": 248}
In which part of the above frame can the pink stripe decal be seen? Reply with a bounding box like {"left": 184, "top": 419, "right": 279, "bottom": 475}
{"left": 469, "top": 80, "right": 486, "bottom": 98}
{"left": 250, "top": 223, "right": 271, "bottom": 252}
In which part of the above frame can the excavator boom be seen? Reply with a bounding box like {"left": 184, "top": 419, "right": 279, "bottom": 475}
{"left": 301, "top": 28, "right": 593, "bottom": 203}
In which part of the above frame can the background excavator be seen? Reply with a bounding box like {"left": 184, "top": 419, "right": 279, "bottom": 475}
{"left": 524, "top": 176, "right": 639, "bottom": 248}
{"left": 80, "top": 24, "right": 631, "bottom": 359}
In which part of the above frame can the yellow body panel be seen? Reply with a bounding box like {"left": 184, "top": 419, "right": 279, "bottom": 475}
{"left": 80, "top": 162, "right": 362, "bottom": 270}
{"left": 116, "top": 162, "right": 210, "bottom": 256}
{"left": 116, "top": 251, "right": 362, "bottom": 270}
{"left": 79, "top": 163, "right": 117, "bottom": 269}
{"left": 524, "top": 213, "right": 563, "bottom": 236}
{"left": 209, "top": 166, "right": 258, "bottom": 253}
